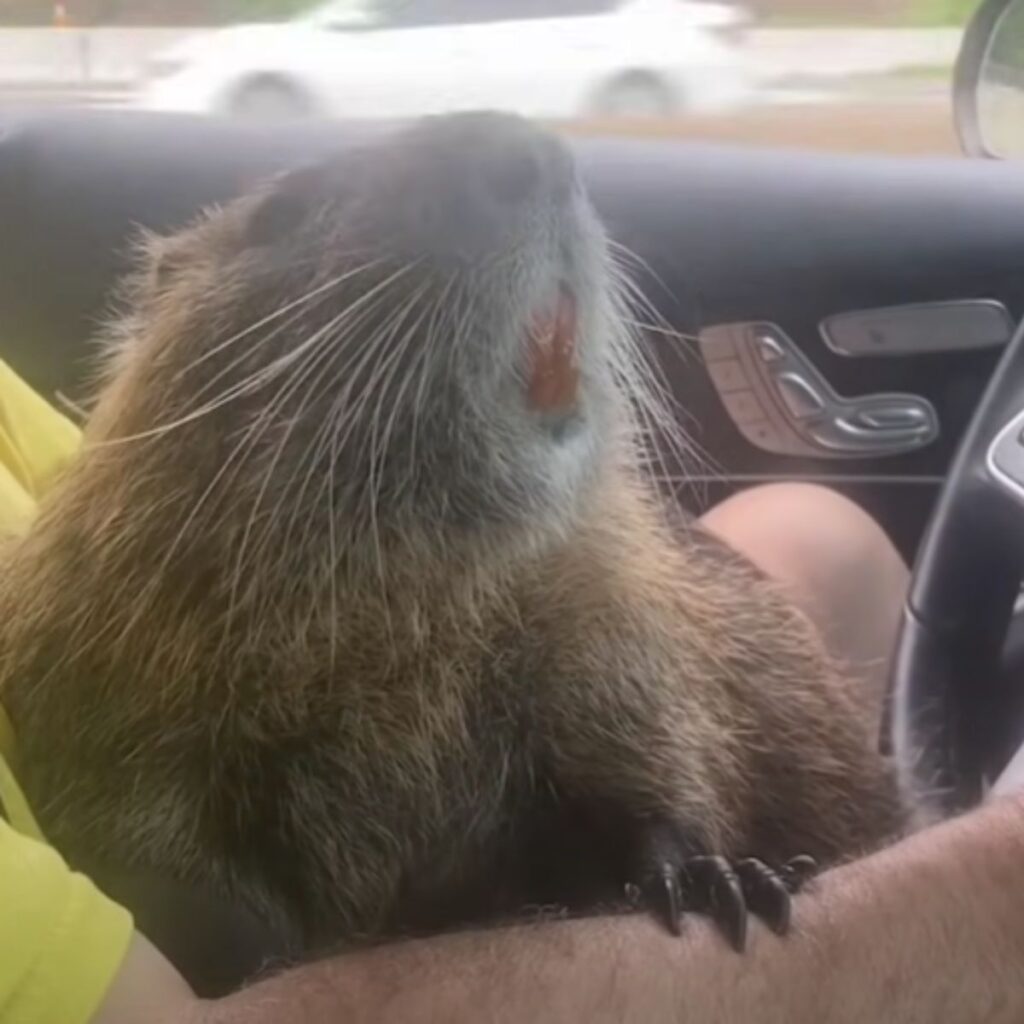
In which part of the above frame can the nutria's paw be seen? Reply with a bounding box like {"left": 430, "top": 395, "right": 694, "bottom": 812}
{"left": 686, "top": 855, "right": 817, "bottom": 948}
{"left": 625, "top": 826, "right": 817, "bottom": 952}
{"left": 777, "top": 854, "right": 819, "bottom": 894}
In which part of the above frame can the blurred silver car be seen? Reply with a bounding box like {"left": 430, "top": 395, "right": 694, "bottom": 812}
{"left": 137, "top": 0, "right": 755, "bottom": 121}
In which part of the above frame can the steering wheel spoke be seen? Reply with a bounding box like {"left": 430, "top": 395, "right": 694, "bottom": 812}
{"left": 986, "top": 409, "right": 1024, "bottom": 510}
{"left": 891, "top": 319, "right": 1024, "bottom": 818}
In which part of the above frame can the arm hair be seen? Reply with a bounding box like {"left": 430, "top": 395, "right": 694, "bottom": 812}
{"left": 99, "top": 795, "right": 1024, "bottom": 1024}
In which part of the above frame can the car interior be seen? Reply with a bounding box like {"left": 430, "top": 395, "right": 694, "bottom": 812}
{"left": 3, "top": 0, "right": 1024, "bottom": 993}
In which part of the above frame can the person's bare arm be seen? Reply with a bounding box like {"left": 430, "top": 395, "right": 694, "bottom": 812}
{"left": 94, "top": 932, "right": 199, "bottom": 1024}
{"left": 96, "top": 794, "right": 1024, "bottom": 1024}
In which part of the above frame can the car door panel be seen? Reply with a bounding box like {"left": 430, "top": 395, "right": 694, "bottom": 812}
{"left": 3, "top": 112, "right": 1024, "bottom": 562}
{"left": 577, "top": 139, "right": 1024, "bottom": 556}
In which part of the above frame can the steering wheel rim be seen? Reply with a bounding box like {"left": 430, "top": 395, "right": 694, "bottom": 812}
{"left": 889, "top": 317, "right": 1024, "bottom": 817}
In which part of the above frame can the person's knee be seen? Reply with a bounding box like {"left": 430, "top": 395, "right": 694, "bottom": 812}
{"left": 701, "top": 483, "right": 904, "bottom": 602}
{"left": 700, "top": 483, "right": 908, "bottom": 695}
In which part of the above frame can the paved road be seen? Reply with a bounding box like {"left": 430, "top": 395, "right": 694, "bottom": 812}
{"left": 745, "top": 27, "right": 960, "bottom": 82}
{"left": 574, "top": 97, "right": 959, "bottom": 156}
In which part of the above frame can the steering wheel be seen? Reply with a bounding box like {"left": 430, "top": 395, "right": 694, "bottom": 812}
{"left": 890, "top": 316, "right": 1024, "bottom": 817}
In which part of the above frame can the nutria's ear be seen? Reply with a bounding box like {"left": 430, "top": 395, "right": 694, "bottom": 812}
{"left": 245, "top": 163, "right": 329, "bottom": 248}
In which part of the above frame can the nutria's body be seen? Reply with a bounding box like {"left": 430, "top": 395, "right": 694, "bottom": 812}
{"left": 0, "top": 113, "right": 901, "bottom": 967}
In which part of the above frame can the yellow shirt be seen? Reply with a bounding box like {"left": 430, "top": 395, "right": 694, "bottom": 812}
{"left": 0, "top": 360, "right": 80, "bottom": 537}
{"left": 0, "top": 359, "right": 134, "bottom": 1024}
{"left": 0, "top": 821, "right": 133, "bottom": 1024}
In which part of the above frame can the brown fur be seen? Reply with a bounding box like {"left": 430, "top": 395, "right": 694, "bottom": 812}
{"left": 0, "top": 113, "right": 903, "bottom": 968}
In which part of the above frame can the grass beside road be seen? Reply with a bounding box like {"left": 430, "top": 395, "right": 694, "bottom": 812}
{"left": 766, "top": 0, "right": 975, "bottom": 27}
{"left": 887, "top": 63, "right": 955, "bottom": 79}
{"left": 910, "top": 0, "right": 978, "bottom": 25}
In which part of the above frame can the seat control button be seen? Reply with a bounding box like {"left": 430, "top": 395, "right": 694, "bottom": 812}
{"left": 698, "top": 324, "right": 738, "bottom": 361}
{"left": 737, "top": 419, "right": 809, "bottom": 456}
{"left": 756, "top": 334, "right": 786, "bottom": 362}
{"left": 775, "top": 373, "right": 825, "bottom": 420}
{"left": 706, "top": 358, "right": 749, "bottom": 392}
{"left": 854, "top": 406, "right": 929, "bottom": 431}
{"left": 721, "top": 390, "right": 766, "bottom": 426}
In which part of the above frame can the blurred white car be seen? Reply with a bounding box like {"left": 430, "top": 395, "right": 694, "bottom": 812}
{"left": 137, "top": 0, "right": 755, "bottom": 122}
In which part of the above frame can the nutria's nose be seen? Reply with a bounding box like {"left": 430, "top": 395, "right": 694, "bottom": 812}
{"left": 478, "top": 123, "right": 576, "bottom": 208}
{"left": 394, "top": 112, "right": 581, "bottom": 262}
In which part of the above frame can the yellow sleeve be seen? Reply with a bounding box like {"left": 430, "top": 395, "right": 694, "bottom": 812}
{"left": 0, "top": 819, "right": 133, "bottom": 1024}
{"left": 0, "top": 359, "right": 82, "bottom": 536}
{"left": 0, "top": 365, "right": 130, "bottom": 1020}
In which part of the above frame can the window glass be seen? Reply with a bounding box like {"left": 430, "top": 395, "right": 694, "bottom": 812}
{"left": 0, "top": 2, "right": 979, "bottom": 159}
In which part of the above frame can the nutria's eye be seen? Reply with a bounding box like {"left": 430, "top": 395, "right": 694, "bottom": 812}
{"left": 246, "top": 190, "right": 315, "bottom": 248}
{"left": 152, "top": 253, "right": 178, "bottom": 288}
{"left": 143, "top": 233, "right": 188, "bottom": 291}
{"left": 246, "top": 164, "right": 329, "bottom": 248}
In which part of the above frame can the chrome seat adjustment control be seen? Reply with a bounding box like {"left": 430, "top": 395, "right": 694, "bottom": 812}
{"left": 755, "top": 334, "right": 786, "bottom": 363}
{"left": 849, "top": 406, "right": 930, "bottom": 431}
{"left": 775, "top": 373, "right": 826, "bottom": 420}
{"left": 699, "top": 322, "right": 939, "bottom": 459}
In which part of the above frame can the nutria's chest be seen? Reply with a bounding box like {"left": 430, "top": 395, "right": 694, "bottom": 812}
{"left": 204, "top": 632, "right": 544, "bottom": 940}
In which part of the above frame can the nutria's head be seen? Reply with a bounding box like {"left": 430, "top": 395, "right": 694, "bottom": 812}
{"left": 85, "top": 112, "right": 656, "bottom": 579}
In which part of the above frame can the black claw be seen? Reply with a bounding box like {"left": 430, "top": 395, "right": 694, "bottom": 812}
{"left": 685, "top": 855, "right": 748, "bottom": 953}
{"left": 619, "top": 816, "right": 813, "bottom": 951}
{"left": 713, "top": 864, "right": 748, "bottom": 953}
{"left": 781, "top": 855, "right": 818, "bottom": 894}
{"left": 628, "top": 865, "right": 684, "bottom": 935}
{"left": 736, "top": 858, "right": 792, "bottom": 936}
{"left": 622, "top": 817, "right": 692, "bottom": 937}
{"left": 659, "top": 869, "right": 683, "bottom": 937}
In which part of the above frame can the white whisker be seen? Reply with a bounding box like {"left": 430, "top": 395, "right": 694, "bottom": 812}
{"left": 176, "top": 259, "right": 382, "bottom": 381}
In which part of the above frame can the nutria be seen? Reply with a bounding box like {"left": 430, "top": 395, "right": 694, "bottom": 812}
{"left": 0, "top": 112, "right": 902, "bottom": 982}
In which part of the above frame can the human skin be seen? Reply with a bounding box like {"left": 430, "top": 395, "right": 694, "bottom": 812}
{"left": 98, "top": 792, "right": 1024, "bottom": 1024}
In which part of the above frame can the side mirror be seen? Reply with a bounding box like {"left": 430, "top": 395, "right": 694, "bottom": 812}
{"left": 955, "top": 0, "right": 1024, "bottom": 158}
